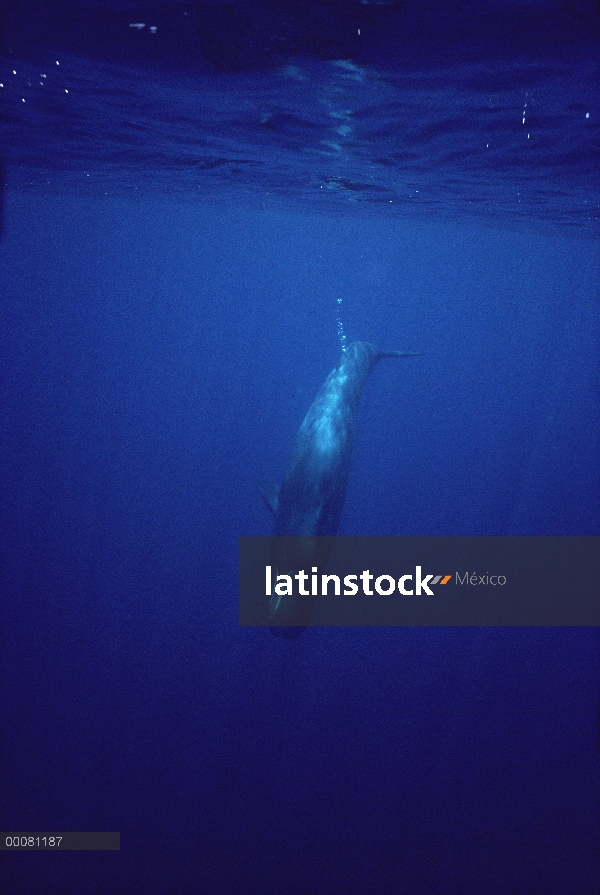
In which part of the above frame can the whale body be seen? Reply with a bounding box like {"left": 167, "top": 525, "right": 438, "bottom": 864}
{"left": 260, "top": 341, "right": 421, "bottom": 634}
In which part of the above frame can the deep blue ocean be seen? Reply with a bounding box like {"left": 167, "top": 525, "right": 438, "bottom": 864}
{"left": 1, "top": 2, "right": 599, "bottom": 893}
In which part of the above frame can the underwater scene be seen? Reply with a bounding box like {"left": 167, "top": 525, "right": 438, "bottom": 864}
{"left": 1, "top": 1, "right": 599, "bottom": 892}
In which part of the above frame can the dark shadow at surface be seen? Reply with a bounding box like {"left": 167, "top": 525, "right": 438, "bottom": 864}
{"left": 3, "top": 1, "right": 599, "bottom": 74}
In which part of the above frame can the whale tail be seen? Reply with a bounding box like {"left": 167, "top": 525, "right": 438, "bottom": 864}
{"left": 377, "top": 349, "right": 425, "bottom": 359}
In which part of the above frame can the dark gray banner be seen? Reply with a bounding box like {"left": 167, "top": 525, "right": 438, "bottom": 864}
{"left": 239, "top": 536, "right": 600, "bottom": 626}
{"left": 1, "top": 833, "right": 120, "bottom": 850}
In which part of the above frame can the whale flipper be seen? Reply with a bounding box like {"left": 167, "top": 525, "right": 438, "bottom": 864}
{"left": 258, "top": 480, "right": 279, "bottom": 516}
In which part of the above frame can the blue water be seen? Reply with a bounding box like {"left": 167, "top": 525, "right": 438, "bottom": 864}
{"left": 2, "top": 2, "right": 600, "bottom": 893}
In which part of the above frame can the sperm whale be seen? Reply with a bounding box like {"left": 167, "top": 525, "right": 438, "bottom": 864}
{"left": 260, "top": 341, "right": 421, "bottom": 632}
